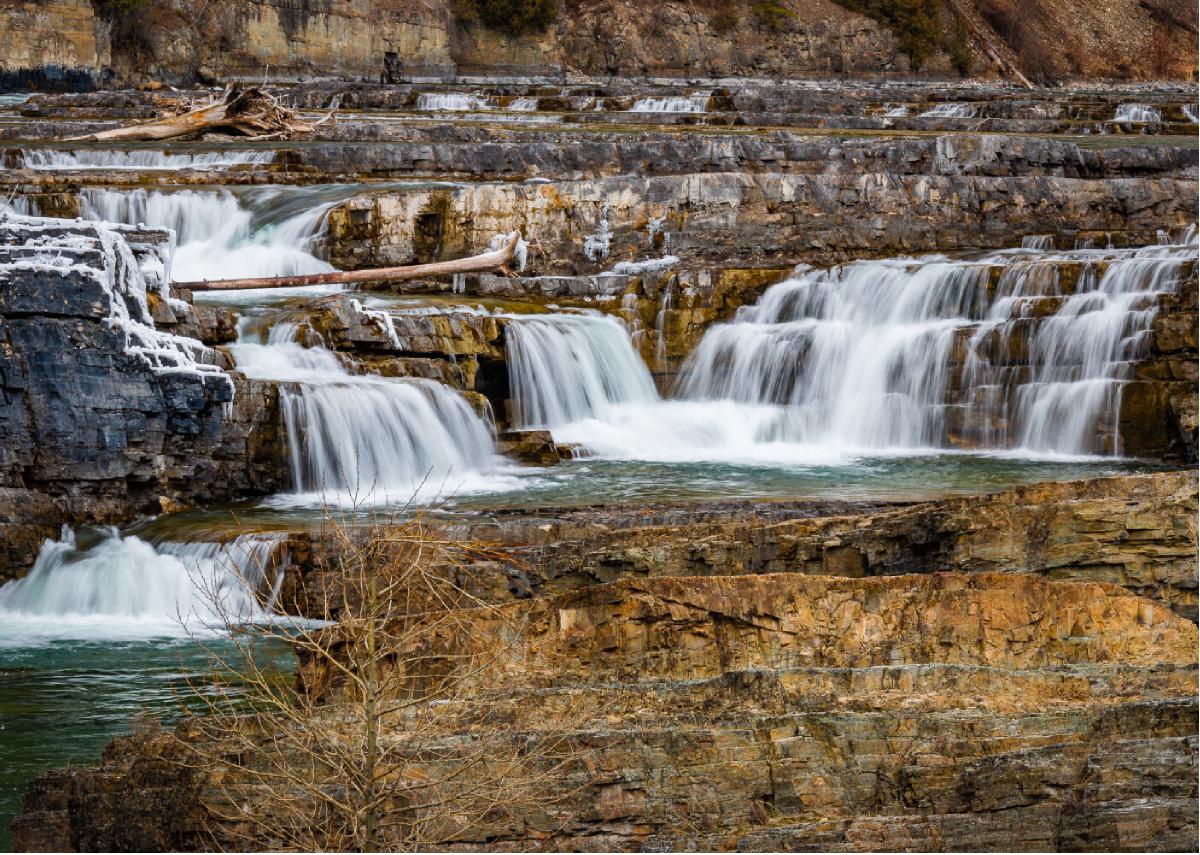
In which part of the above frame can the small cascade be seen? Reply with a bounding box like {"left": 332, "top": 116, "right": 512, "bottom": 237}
{"left": 631, "top": 93, "right": 709, "bottom": 113}
{"left": 80, "top": 187, "right": 336, "bottom": 282}
{"left": 884, "top": 105, "right": 909, "bottom": 117}
{"left": 0, "top": 528, "right": 283, "bottom": 641}
{"left": 416, "top": 93, "right": 494, "bottom": 111}
{"left": 1021, "top": 235, "right": 1054, "bottom": 250}
{"left": 1114, "top": 103, "right": 1162, "bottom": 125}
{"left": 675, "top": 235, "right": 1196, "bottom": 456}
{"left": 621, "top": 293, "right": 646, "bottom": 352}
{"left": 20, "top": 149, "right": 275, "bottom": 171}
{"left": 920, "top": 103, "right": 977, "bottom": 118}
{"left": 0, "top": 195, "right": 39, "bottom": 216}
{"left": 233, "top": 323, "right": 497, "bottom": 502}
{"left": 969, "top": 239, "right": 1198, "bottom": 454}
{"left": 505, "top": 313, "right": 659, "bottom": 428}
{"left": 1184, "top": 104, "right": 1198, "bottom": 124}
{"left": 654, "top": 281, "right": 673, "bottom": 374}
{"left": 508, "top": 97, "right": 540, "bottom": 111}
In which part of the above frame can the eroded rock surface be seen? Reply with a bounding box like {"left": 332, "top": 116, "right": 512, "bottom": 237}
{"left": 16, "top": 570, "right": 1197, "bottom": 852}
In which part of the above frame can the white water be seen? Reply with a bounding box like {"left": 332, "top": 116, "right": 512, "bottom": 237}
{"left": 507, "top": 235, "right": 1195, "bottom": 462}
{"left": 505, "top": 313, "right": 658, "bottom": 428}
{"left": 1114, "top": 103, "right": 1162, "bottom": 125}
{"left": 631, "top": 93, "right": 709, "bottom": 113}
{"left": 1184, "top": 104, "right": 1198, "bottom": 124}
{"left": 234, "top": 323, "right": 501, "bottom": 505}
{"left": 0, "top": 528, "right": 283, "bottom": 644}
{"left": 920, "top": 103, "right": 977, "bottom": 119}
{"left": 417, "top": 93, "right": 494, "bottom": 111}
{"left": 676, "top": 237, "right": 1197, "bottom": 456}
{"left": 20, "top": 149, "right": 275, "bottom": 171}
{"left": 80, "top": 188, "right": 336, "bottom": 283}
{"left": 508, "top": 97, "right": 540, "bottom": 111}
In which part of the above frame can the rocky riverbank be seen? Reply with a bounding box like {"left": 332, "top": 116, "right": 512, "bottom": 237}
{"left": 14, "top": 471, "right": 1199, "bottom": 849}
{"left": 1, "top": 11, "right": 1197, "bottom": 849}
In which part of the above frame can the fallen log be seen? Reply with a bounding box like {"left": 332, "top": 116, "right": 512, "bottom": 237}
{"left": 176, "top": 232, "right": 524, "bottom": 292}
{"left": 66, "top": 86, "right": 312, "bottom": 143}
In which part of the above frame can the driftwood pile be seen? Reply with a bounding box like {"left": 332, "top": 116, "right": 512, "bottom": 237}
{"left": 67, "top": 86, "right": 322, "bottom": 143}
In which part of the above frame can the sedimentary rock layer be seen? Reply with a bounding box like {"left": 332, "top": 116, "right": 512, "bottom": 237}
{"left": 16, "top": 570, "right": 1197, "bottom": 851}
{"left": 325, "top": 172, "right": 1198, "bottom": 273}
{"left": 1, "top": 1, "right": 1194, "bottom": 86}
{"left": 0, "top": 219, "right": 284, "bottom": 576}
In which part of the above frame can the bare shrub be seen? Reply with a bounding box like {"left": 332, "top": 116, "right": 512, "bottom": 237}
{"left": 178, "top": 508, "right": 590, "bottom": 851}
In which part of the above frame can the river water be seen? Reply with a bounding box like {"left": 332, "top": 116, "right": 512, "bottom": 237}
{"left": 0, "top": 173, "right": 1193, "bottom": 847}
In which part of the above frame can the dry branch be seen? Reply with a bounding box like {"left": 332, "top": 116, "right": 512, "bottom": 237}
{"left": 66, "top": 86, "right": 314, "bottom": 143}
{"left": 177, "top": 232, "right": 523, "bottom": 291}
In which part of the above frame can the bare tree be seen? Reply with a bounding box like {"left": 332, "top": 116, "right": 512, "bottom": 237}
{"left": 178, "top": 505, "right": 590, "bottom": 852}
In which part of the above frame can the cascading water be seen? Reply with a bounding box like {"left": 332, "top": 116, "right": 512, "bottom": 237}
{"left": 80, "top": 187, "right": 336, "bottom": 282}
{"left": 233, "top": 322, "right": 499, "bottom": 503}
{"left": 920, "top": 103, "right": 977, "bottom": 118}
{"left": 0, "top": 528, "right": 283, "bottom": 642}
{"left": 416, "top": 93, "right": 494, "bottom": 111}
{"left": 20, "top": 149, "right": 275, "bottom": 170}
{"left": 505, "top": 313, "right": 659, "bottom": 428}
{"left": 631, "top": 93, "right": 709, "bottom": 113}
{"left": 967, "top": 237, "right": 1198, "bottom": 454}
{"left": 675, "top": 235, "right": 1197, "bottom": 457}
{"left": 1114, "top": 103, "right": 1162, "bottom": 125}
{"left": 678, "top": 258, "right": 987, "bottom": 449}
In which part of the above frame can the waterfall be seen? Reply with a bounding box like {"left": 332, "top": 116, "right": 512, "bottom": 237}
{"left": 505, "top": 313, "right": 658, "bottom": 428}
{"left": 677, "top": 258, "right": 990, "bottom": 448}
{"left": 0, "top": 528, "right": 283, "bottom": 642}
{"left": 920, "top": 103, "right": 977, "bottom": 118}
{"left": 416, "top": 93, "right": 494, "bottom": 111}
{"left": 508, "top": 97, "right": 539, "bottom": 111}
{"left": 80, "top": 187, "right": 336, "bottom": 283}
{"left": 675, "top": 235, "right": 1196, "bottom": 457}
{"left": 20, "top": 149, "right": 275, "bottom": 170}
{"left": 233, "top": 323, "right": 498, "bottom": 503}
{"left": 1184, "top": 104, "right": 1198, "bottom": 124}
{"left": 0, "top": 195, "right": 39, "bottom": 216}
{"left": 1114, "top": 103, "right": 1162, "bottom": 125}
{"left": 631, "top": 93, "right": 709, "bottom": 113}
{"left": 980, "top": 241, "right": 1196, "bottom": 454}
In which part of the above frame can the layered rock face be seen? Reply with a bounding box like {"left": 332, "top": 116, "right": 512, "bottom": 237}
{"left": 0, "top": 0, "right": 1195, "bottom": 86}
{"left": 0, "top": 216, "right": 284, "bottom": 577}
{"left": 16, "top": 566, "right": 1197, "bottom": 851}
{"left": 325, "top": 172, "right": 1196, "bottom": 275}
{"left": 278, "top": 471, "right": 1199, "bottom": 620}
{"left": 0, "top": 0, "right": 107, "bottom": 91}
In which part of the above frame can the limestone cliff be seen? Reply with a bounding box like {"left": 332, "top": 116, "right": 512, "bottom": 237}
{"left": 0, "top": 0, "right": 1195, "bottom": 90}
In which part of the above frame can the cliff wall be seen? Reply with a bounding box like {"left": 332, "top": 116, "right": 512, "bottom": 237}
{"left": 0, "top": 0, "right": 1195, "bottom": 90}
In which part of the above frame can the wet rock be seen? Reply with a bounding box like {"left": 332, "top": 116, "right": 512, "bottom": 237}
{"left": 497, "top": 429, "right": 560, "bottom": 465}
{"left": 0, "top": 217, "right": 285, "bottom": 576}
